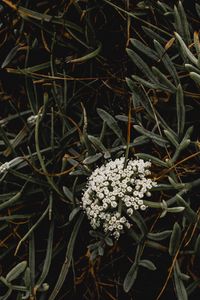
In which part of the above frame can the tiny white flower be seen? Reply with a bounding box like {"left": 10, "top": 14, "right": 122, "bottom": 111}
{"left": 111, "top": 201, "right": 117, "bottom": 208}
{"left": 141, "top": 205, "right": 147, "bottom": 210}
{"left": 137, "top": 200, "right": 143, "bottom": 205}
{"left": 127, "top": 186, "right": 132, "bottom": 192}
{"left": 127, "top": 208, "right": 133, "bottom": 215}
{"left": 118, "top": 224, "right": 123, "bottom": 230}
{"left": 146, "top": 191, "right": 151, "bottom": 197}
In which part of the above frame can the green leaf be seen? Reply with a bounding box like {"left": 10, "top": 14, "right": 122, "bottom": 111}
{"left": 164, "top": 130, "right": 179, "bottom": 147}
{"left": 139, "top": 259, "right": 156, "bottom": 271}
{"left": 177, "top": 195, "right": 197, "bottom": 224}
{"left": 135, "top": 153, "right": 167, "bottom": 167}
{"left": 153, "top": 39, "right": 179, "bottom": 85}
{"left": 126, "top": 83, "right": 154, "bottom": 119}
{"left": 6, "top": 62, "right": 52, "bottom": 75}
{"left": 69, "top": 207, "right": 81, "bottom": 222}
{"left": 174, "top": 5, "right": 183, "bottom": 38}
{"left": 63, "top": 186, "right": 73, "bottom": 202}
{"left": 6, "top": 261, "right": 27, "bottom": 282}
{"left": 15, "top": 206, "right": 49, "bottom": 255}
{"left": 134, "top": 125, "right": 168, "bottom": 146}
{"left": 152, "top": 66, "right": 177, "bottom": 92}
{"left": 176, "top": 84, "right": 185, "bottom": 138}
{"left": 147, "top": 230, "right": 172, "bottom": 241}
{"left": 126, "top": 48, "right": 157, "bottom": 82}
{"left": 68, "top": 42, "right": 102, "bottom": 63}
{"left": 165, "top": 207, "right": 185, "bottom": 213}
{"left": 88, "top": 135, "right": 110, "bottom": 158}
{"left": 185, "top": 63, "right": 200, "bottom": 74}
{"left": 190, "top": 72, "right": 200, "bottom": 86}
{"left": 123, "top": 262, "right": 138, "bottom": 293}
{"left": 175, "top": 32, "right": 198, "bottom": 66}
{"left": 83, "top": 153, "right": 103, "bottom": 164}
{"left": 105, "top": 236, "right": 114, "bottom": 247}
{"left": 174, "top": 262, "right": 188, "bottom": 300}
{"left": 49, "top": 213, "right": 84, "bottom": 300}
{"left": 132, "top": 136, "right": 150, "bottom": 146}
{"left": 177, "top": 1, "right": 191, "bottom": 44}
{"left": 1, "top": 45, "right": 20, "bottom": 69}
{"left": 24, "top": 267, "right": 31, "bottom": 289}
{"left": 169, "top": 222, "right": 181, "bottom": 256}
{"left": 130, "top": 39, "right": 159, "bottom": 60}
{"left": 131, "top": 75, "right": 170, "bottom": 91}
{"left": 128, "top": 210, "right": 148, "bottom": 236}
{"left": 18, "top": 6, "right": 82, "bottom": 32}
{"left": 36, "top": 221, "right": 54, "bottom": 288}
{"left": 0, "top": 192, "right": 21, "bottom": 212}
{"left": 142, "top": 26, "right": 167, "bottom": 44}
{"left": 97, "top": 108, "right": 125, "bottom": 143}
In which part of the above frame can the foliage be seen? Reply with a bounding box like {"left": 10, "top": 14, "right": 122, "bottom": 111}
{"left": 0, "top": 0, "right": 200, "bottom": 299}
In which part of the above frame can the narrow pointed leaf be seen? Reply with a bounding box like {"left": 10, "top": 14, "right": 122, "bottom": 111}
{"left": 123, "top": 262, "right": 138, "bottom": 293}
{"left": 175, "top": 32, "right": 198, "bottom": 66}
{"left": 131, "top": 75, "right": 170, "bottom": 91}
{"left": 152, "top": 66, "right": 176, "bottom": 92}
{"left": 126, "top": 48, "right": 157, "bottom": 82}
{"left": 174, "top": 263, "right": 188, "bottom": 300}
{"left": 130, "top": 39, "right": 159, "bottom": 60}
{"left": 154, "top": 39, "right": 179, "bottom": 85}
{"left": 49, "top": 213, "right": 84, "bottom": 300}
{"left": 139, "top": 259, "right": 156, "bottom": 270}
{"left": 147, "top": 230, "right": 172, "bottom": 241}
{"left": 83, "top": 153, "right": 103, "bottom": 164}
{"left": 190, "top": 72, "right": 200, "bottom": 86}
{"left": 169, "top": 222, "right": 181, "bottom": 256}
{"left": 88, "top": 135, "right": 110, "bottom": 158}
{"left": 176, "top": 84, "right": 185, "bottom": 138}
{"left": 36, "top": 221, "right": 54, "bottom": 288}
{"left": 178, "top": 1, "right": 191, "bottom": 44}
{"left": 97, "top": 108, "right": 125, "bottom": 143}
{"left": 164, "top": 130, "right": 179, "bottom": 147}
{"left": 6, "top": 261, "right": 27, "bottom": 282}
{"left": 68, "top": 42, "right": 102, "bottom": 63}
{"left": 134, "top": 125, "right": 168, "bottom": 145}
{"left": 1, "top": 45, "right": 20, "bottom": 69}
{"left": 142, "top": 26, "right": 167, "bottom": 44}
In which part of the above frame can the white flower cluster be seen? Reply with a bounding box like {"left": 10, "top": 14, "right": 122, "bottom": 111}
{"left": 0, "top": 162, "right": 10, "bottom": 174}
{"left": 81, "top": 157, "right": 157, "bottom": 239}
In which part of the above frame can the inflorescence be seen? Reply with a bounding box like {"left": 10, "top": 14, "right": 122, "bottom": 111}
{"left": 81, "top": 157, "right": 157, "bottom": 239}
